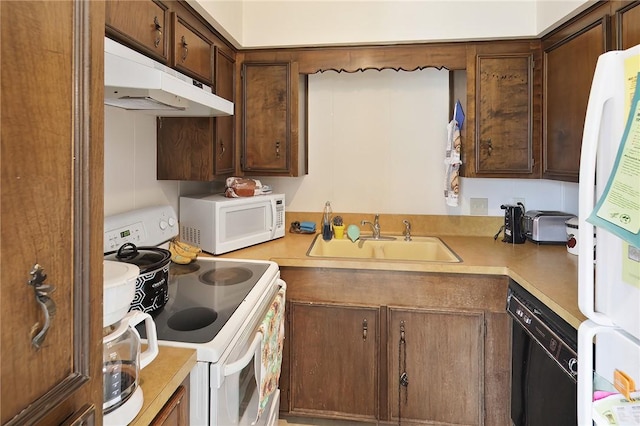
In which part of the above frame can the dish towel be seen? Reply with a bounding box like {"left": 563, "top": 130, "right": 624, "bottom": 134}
{"left": 444, "top": 119, "right": 462, "bottom": 207}
{"left": 255, "top": 282, "right": 286, "bottom": 421}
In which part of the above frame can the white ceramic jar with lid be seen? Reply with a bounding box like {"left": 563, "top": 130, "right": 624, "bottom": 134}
{"left": 103, "top": 260, "right": 139, "bottom": 327}
{"left": 565, "top": 217, "right": 579, "bottom": 255}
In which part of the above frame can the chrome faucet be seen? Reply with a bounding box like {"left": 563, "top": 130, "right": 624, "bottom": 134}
{"left": 403, "top": 219, "right": 412, "bottom": 241}
{"left": 361, "top": 214, "right": 381, "bottom": 239}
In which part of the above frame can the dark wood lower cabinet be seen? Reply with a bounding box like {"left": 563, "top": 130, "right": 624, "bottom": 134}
{"left": 280, "top": 268, "right": 510, "bottom": 426}
{"left": 388, "top": 307, "right": 484, "bottom": 425}
{"left": 289, "top": 303, "right": 378, "bottom": 421}
{"left": 151, "top": 378, "right": 189, "bottom": 426}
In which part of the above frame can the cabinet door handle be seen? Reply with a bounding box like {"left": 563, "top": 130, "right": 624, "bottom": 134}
{"left": 28, "top": 264, "right": 57, "bottom": 350}
{"left": 180, "top": 36, "right": 189, "bottom": 62}
{"left": 275, "top": 140, "right": 281, "bottom": 159}
{"left": 362, "top": 318, "right": 368, "bottom": 340}
{"left": 153, "top": 16, "right": 162, "bottom": 48}
{"left": 219, "top": 138, "right": 225, "bottom": 159}
{"left": 487, "top": 139, "right": 493, "bottom": 156}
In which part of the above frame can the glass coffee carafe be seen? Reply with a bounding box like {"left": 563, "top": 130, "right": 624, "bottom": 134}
{"left": 103, "top": 310, "right": 158, "bottom": 423}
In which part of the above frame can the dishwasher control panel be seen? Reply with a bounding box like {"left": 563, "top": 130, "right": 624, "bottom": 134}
{"left": 507, "top": 286, "right": 578, "bottom": 379}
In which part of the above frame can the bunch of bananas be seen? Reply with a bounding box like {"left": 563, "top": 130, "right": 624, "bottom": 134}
{"left": 169, "top": 239, "right": 202, "bottom": 264}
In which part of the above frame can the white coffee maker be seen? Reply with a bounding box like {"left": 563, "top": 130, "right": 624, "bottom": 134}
{"left": 103, "top": 260, "right": 159, "bottom": 425}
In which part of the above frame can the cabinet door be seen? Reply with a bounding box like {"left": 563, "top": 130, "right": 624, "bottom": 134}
{"left": 172, "top": 12, "right": 213, "bottom": 85}
{"left": 150, "top": 384, "right": 189, "bottom": 426}
{"left": 613, "top": 1, "right": 640, "bottom": 49}
{"left": 474, "top": 52, "right": 536, "bottom": 176}
{"left": 215, "top": 47, "right": 236, "bottom": 175}
{"left": 157, "top": 117, "right": 216, "bottom": 181}
{"left": 542, "top": 5, "right": 609, "bottom": 181}
{"left": 388, "top": 308, "right": 484, "bottom": 425}
{"left": 242, "top": 62, "right": 301, "bottom": 175}
{"left": 1, "top": 1, "right": 103, "bottom": 424}
{"left": 106, "top": 0, "right": 169, "bottom": 63}
{"left": 289, "top": 302, "right": 378, "bottom": 421}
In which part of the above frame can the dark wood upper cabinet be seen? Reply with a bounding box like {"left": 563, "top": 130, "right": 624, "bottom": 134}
{"left": 106, "top": 0, "right": 169, "bottom": 63}
{"left": 171, "top": 11, "right": 213, "bottom": 85}
{"left": 613, "top": 1, "right": 640, "bottom": 49}
{"left": 156, "top": 47, "right": 236, "bottom": 181}
{"left": 463, "top": 41, "right": 541, "bottom": 178}
{"left": 214, "top": 48, "right": 236, "bottom": 175}
{"left": 542, "top": 3, "right": 611, "bottom": 181}
{"left": 241, "top": 61, "right": 305, "bottom": 176}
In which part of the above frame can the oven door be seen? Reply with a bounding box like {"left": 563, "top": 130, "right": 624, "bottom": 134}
{"left": 214, "top": 280, "right": 285, "bottom": 426}
{"left": 511, "top": 322, "right": 577, "bottom": 425}
{"left": 219, "top": 330, "right": 262, "bottom": 425}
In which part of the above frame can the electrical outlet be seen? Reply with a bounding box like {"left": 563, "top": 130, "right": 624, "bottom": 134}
{"left": 470, "top": 198, "right": 488, "bottom": 216}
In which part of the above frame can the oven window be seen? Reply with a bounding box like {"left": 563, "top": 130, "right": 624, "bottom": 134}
{"left": 511, "top": 324, "right": 577, "bottom": 425}
{"left": 238, "top": 357, "right": 258, "bottom": 420}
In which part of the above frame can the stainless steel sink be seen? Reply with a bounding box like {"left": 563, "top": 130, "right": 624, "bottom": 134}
{"left": 307, "top": 235, "right": 461, "bottom": 262}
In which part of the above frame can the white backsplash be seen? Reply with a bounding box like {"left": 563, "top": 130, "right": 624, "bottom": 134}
{"left": 104, "top": 106, "right": 215, "bottom": 217}
{"left": 104, "top": 69, "right": 578, "bottom": 218}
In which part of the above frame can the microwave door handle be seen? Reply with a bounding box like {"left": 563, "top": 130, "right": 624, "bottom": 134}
{"left": 223, "top": 331, "right": 263, "bottom": 377}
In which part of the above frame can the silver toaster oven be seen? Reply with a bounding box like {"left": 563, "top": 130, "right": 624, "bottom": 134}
{"left": 523, "top": 210, "right": 575, "bottom": 244}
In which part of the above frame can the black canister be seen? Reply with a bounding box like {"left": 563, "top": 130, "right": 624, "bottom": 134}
{"left": 104, "top": 243, "right": 171, "bottom": 313}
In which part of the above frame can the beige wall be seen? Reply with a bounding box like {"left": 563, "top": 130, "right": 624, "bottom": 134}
{"left": 189, "top": 0, "right": 591, "bottom": 49}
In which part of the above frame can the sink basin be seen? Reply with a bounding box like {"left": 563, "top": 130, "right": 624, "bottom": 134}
{"left": 307, "top": 235, "right": 461, "bottom": 262}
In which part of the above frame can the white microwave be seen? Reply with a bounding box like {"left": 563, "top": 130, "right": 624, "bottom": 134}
{"left": 179, "top": 193, "right": 285, "bottom": 255}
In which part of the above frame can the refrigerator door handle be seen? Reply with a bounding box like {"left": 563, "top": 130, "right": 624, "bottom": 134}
{"left": 578, "top": 52, "right": 618, "bottom": 326}
{"left": 578, "top": 320, "right": 601, "bottom": 425}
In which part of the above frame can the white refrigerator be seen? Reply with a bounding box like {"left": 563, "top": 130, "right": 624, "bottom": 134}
{"left": 577, "top": 44, "right": 640, "bottom": 425}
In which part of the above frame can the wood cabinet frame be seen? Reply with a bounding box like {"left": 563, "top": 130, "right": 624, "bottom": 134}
{"left": 279, "top": 267, "right": 510, "bottom": 425}
{"left": 2, "top": 1, "right": 104, "bottom": 423}
{"left": 465, "top": 42, "right": 541, "bottom": 178}
{"left": 542, "top": 3, "right": 611, "bottom": 181}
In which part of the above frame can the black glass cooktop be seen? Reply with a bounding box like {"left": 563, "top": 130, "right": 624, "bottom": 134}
{"left": 137, "top": 259, "right": 270, "bottom": 344}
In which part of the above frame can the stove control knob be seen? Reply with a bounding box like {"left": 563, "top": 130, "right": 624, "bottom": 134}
{"left": 568, "top": 358, "right": 578, "bottom": 376}
{"left": 159, "top": 220, "right": 168, "bottom": 230}
{"left": 168, "top": 217, "right": 176, "bottom": 227}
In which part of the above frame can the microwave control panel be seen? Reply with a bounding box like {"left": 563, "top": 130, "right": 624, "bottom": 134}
{"left": 275, "top": 199, "right": 284, "bottom": 229}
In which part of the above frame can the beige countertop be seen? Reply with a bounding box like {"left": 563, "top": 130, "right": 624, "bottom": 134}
{"left": 130, "top": 345, "right": 197, "bottom": 425}
{"left": 216, "top": 221, "right": 585, "bottom": 329}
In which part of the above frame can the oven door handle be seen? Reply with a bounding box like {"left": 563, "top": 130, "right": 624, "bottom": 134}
{"left": 224, "top": 331, "right": 263, "bottom": 377}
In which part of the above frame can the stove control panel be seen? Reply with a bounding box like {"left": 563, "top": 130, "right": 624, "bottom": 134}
{"left": 104, "top": 205, "right": 178, "bottom": 252}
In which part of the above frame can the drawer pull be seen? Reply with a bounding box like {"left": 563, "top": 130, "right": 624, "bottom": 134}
{"left": 153, "top": 16, "right": 162, "bottom": 48}
{"left": 181, "top": 36, "right": 189, "bottom": 62}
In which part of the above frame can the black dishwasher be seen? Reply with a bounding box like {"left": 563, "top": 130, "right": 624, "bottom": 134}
{"left": 507, "top": 279, "right": 578, "bottom": 426}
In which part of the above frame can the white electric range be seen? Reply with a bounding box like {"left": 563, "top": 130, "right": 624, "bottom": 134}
{"left": 104, "top": 206, "right": 285, "bottom": 426}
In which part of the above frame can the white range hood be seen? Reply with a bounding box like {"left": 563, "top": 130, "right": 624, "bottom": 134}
{"left": 104, "top": 37, "right": 233, "bottom": 117}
